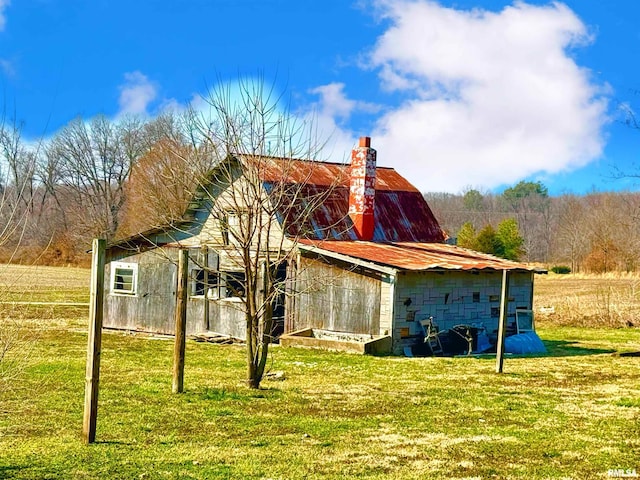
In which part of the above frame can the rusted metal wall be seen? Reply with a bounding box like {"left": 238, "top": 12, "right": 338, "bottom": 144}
{"left": 292, "top": 257, "right": 382, "bottom": 335}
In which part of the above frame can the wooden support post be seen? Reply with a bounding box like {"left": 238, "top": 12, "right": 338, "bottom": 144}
{"left": 172, "top": 249, "right": 189, "bottom": 394}
{"left": 495, "top": 269, "right": 510, "bottom": 374}
{"left": 202, "top": 246, "right": 210, "bottom": 331}
{"left": 82, "top": 238, "right": 106, "bottom": 444}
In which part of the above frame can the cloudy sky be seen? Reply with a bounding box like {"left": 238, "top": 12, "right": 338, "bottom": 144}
{"left": 1, "top": 0, "right": 639, "bottom": 194}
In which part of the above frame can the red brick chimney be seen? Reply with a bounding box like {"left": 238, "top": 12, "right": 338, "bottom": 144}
{"left": 348, "top": 136, "right": 376, "bottom": 240}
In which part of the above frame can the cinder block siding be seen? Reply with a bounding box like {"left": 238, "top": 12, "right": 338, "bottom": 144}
{"left": 391, "top": 270, "right": 534, "bottom": 354}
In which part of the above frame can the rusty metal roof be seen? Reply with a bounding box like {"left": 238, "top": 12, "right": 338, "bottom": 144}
{"left": 299, "top": 240, "right": 540, "bottom": 272}
{"left": 258, "top": 157, "right": 445, "bottom": 243}
{"left": 257, "top": 156, "right": 419, "bottom": 191}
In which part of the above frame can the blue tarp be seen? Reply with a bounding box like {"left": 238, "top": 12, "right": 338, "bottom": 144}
{"left": 504, "top": 331, "right": 547, "bottom": 354}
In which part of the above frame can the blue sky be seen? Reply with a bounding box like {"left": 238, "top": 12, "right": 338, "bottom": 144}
{"left": 1, "top": 0, "right": 639, "bottom": 195}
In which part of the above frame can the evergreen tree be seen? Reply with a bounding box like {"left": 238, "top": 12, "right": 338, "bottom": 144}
{"left": 496, "top": 218, "right": 524, "bottom": 260}
{"left": 457, "top": 222, "right": 477, "bottom": 249}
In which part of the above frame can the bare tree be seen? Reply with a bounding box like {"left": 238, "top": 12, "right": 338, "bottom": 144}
{"left": 551, "top": 194, "right": 589, "bottom": 272}
{"left": 0, "top": 120, "right": 42, "bottom": 262}
{"left": 46, "top": 115, "right": 146, "bottom": 245}
{"left": 117, "top": 113, "right": 216, "bottom": 237}
{"left": 181, "top": 77, "right": 341, "bottom": 388}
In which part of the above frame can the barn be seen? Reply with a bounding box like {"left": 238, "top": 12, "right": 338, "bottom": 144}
{"left": 104, "top": 137, "right": 542, "bottom": 355}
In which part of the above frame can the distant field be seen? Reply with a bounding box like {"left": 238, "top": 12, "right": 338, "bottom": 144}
{"left": 535, "top": 272, "right": 640, "bottom": 328}
{"left": 0, "top": 266, "right": 639, "bottom": 479}
{"left": 0, "top": 264, "right": 90, "bottom": 304}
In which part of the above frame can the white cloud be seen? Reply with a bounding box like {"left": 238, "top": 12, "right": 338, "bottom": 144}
{"left": 118, "top": 71, "right": 158, "bottom": 116}
{"left": 308, "top": 83, "right": 380, "bottom": 121}
{"left": 301, "top": 83, "right": 386, "bottom": 162}
{"left": 0, "top": 0, "right": 10, "bottom": 31}
{"left": 0, "top": 58, "right": 14, "bottom": 77}
{"left": 361, "top": 0, "right": 608, "bottom": 193}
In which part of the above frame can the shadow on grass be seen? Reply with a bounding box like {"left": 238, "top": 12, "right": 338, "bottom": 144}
{"left": 541, "top": 339, "right": 616, "bottom": 357}
{"left": 0, "top": 465, "right": 28, "bottom": 480}
{"left": 441, "top": 340, "right": 618, "bottom": 359}
{"left": 195, "top": 386, "right": 282, "bottom": 402}
{"left": 95, "top": 440, "right": 135, "bottom": 446}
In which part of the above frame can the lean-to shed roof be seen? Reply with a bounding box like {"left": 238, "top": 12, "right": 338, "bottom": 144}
{"left": 299, "top": 240, "right": 542, "bottom": 273}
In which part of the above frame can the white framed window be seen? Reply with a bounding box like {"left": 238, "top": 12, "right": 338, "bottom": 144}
{"left": 111, "top": 262, "right": 138, "bottom": 295}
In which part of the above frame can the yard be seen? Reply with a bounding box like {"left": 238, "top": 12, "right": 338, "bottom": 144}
{"left": 1, "top": 265, "right": 639, "bottom": 479}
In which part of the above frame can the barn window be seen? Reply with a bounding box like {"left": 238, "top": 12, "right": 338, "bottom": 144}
{"left": 190, "top": 269, "right": 222, "bottom": 298}
{"left": 111, "top": 263, "right": 137, "bottom": 295}
{"left": 190, "top": 269, "right": 207, "bottom": 297}
{"left": 224, "top": 271, "right": 246, "bottom": 298}
{"left": 221, "top": 211, "right": 249, "bottom": 247}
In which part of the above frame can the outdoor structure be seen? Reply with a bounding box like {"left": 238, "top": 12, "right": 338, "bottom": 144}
{"left": 104, "top": 137, "right": 542, "bottom": 355}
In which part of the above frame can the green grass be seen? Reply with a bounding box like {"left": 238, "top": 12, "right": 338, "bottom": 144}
{"left": 1, "top": 321, "right": 639, "bottom": 479}
{"left": 1, "top": 266, "right": 640, "bottom": 478}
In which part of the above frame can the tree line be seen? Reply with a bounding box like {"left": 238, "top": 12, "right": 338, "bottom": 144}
{"left": 426, "top": 182, "right": 640, "bottom": 272}
{"left": 0, "top": 112, "right": 218, "bottom": 265}
{"left": 1, "top": 110, "right": 639, "bottom": 273}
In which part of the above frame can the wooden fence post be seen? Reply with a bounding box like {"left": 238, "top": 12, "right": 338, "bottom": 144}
{"left": 172, "top": 249, "right": 189, "bottom": 393}
{"left": 83, "top": 238, "right": 106, "bottom": 444}
{"left": 495, "top": 269, "right": 510, "bottom": 374}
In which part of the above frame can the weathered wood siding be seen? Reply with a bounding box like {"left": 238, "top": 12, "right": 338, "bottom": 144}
{"left": 105, "top": 247, "right": 247, "bottom": 338}
{"left": 104, "top": 248, "right": 180, "bottom": 334}
{"left": 292, "top": 257, "right": 382, "bottom": 335}
{"left": 391, "top": 270, "right": 535, "bottom": 354}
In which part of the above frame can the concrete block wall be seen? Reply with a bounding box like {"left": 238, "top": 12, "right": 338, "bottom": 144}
{"left": 391, "top": 270, "right": 534, "bottom": 354}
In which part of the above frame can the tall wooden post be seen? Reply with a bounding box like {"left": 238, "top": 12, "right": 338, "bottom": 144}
{"left": 172, "top": 249, "right": 189, "bottom": 393}
{"left": 495, "top": 269, "right": 510, "bottom": 374}
{"left": 202, "top": 246, "right": 210, "bottom": 331}
{"left": 83, "top": 238, "right": 106, "bottom": 444}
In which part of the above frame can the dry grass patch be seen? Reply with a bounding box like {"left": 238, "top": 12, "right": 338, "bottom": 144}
{"left": 535, "top": 272, "right": 640, "bottom": 327}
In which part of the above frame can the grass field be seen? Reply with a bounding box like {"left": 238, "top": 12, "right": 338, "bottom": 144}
{"left": 1, "top": 266, "right": 639, "bottom": 479}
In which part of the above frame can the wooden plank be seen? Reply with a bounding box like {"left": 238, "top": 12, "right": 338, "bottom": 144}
{"left": 202, "top": 246, "right": 210, "bottom": 331}
{"left": 495, "top": 269, "right": 510, "bottom": 374}
{"left": 172, "top": 249, "right": 189, "bottom": 393}
{"left": 82, "top": 238, "right": 106, "bottom": 444}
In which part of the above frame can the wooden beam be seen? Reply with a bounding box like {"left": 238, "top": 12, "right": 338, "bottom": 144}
{"left": 495, "top": 269, "right": 510, "bottom": 373}
{"left": 202, "top": 246, "right": 210, "bottom": 331}
{"left": 172, "top": 249, "right": 189, "bottom": 393}
{"left": 82, "top": 238, "right": 106, "bottom": 444}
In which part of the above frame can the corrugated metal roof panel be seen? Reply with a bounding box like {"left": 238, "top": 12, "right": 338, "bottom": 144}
{"left": 257, "top": 157, "right": 419, "bottom": 192}
{"left": 258, "top": 157, "right": 445, "bottom": 243}
{"left": 299, "top": 240, "right": 540, "bottom": 272}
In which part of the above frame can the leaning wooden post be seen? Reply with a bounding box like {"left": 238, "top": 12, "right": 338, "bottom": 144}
{"left": 172, "top": 249, "right": 189, "bottom": 393}
{"left": 82, "top": 238, "right": 106, "bottom": 444}
{"left": 495, "top": 269, "right": 510, "bottom": 374}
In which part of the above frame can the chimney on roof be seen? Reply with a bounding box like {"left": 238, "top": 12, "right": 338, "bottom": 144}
{"left": 348, "top": 136, "right": 376, "bottom": 241}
